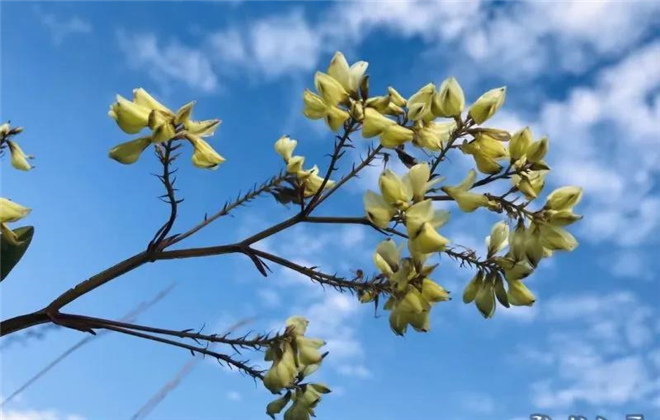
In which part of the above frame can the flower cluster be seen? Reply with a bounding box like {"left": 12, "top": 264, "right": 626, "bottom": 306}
{"left": 365, "top": 238, "right": 450, "bottom": 335}
{"left": 0, "top": 122, "right": 33, "bottom": 171}
{"left": 274, "top": 136, "right": 334, "bottom": 198}
{"left": 364, "top": 163, "right": 450, "bottom": 259}
{"left": 263, "top": 317, "right": 330, "bottom": 420}
{"left": 296, "top": 51, "right": 584, "bottom": 330}
{"left": 108, "top": 88, "right": 224, "bottom": 169}
{"left": 303, "top": 52, "right": 367, "bottom": 132}
{"left": 1, "top": 123, "right": 34, "bottom": 251}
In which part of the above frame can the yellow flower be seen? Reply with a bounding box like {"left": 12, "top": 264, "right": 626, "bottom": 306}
{"left": 387, "top": 86, "right": 407, "bottom": 107}
{"left": 108, "top": 136, "right": 152, "bottom": 165}
{"left": 7, "top": 141, "right": 33, "bottom": 171}
{"left": 325, "top": 105, "right": 350, "bottom": 132}
{"left": 432, "top": 77, "right": 464, "bottom": 118}
{"left": 361, "top": 108, "right": 395, "bottom": 138}
{"left": 507, "top": 280, "right": 536, "bottom": 306}
{"left": 0, "top": 198, "right": 31, "bottom": 224}
{"left": 441, "top": 170, "right": 492, "bottom": 212}
{"left": 373, "top": 239, "right": 401, "bottom": 276}
{"left": 486, "top": 221, "right": 509, "bottom": 256}
{"left": 174, "top": 101, "right": 195, "bottom": 125}
{"left": 148, "top": 110, "right": 176, "bottom": 143}
{"left": 526, "top": 136, "right": 549, "bottom": 162}
{"left": 379, "top": 169, "right": 413, "bottom": 208}
{"left": 286, "top": 156, "right": 305, "bottom": 174}
{"left": 509, "top": 127, "right": 532, "bottom": 161}
{"left": 414, "top": 120, "right": 456, "bottom": 151}
{"left": 403, "top": 163, "right": 439, "bottom": 202}
{"left": 314, "top": 71, "right": 349, "bottom": 106}
{"left": 108, "top": 95, "right": 151, "bottom": 134}
{"left": 363, "top": 191, "right": 396, "bottom": 228}
{"left": 300, "top": 166, "right": 334, "bottom": 197}
{"left": 475, "top": 281, "right": 496, "bottom": 318}
{"left": 545, "top": 186, "right": 583, "bottom": 211}
{"left": 407, "top": 83, "right": 436, "bottom": 121}
{"left": 512, "top": 170, "right": 547, "bottom": 199}
{"left": 421, "top": 279, "right": 450, "bottom": 302}
{"left": 303, "top": 89, "right": 328, "bottom": 119}
{"left": 327, "top": 51, "right": 368, "bottom": 95}
{"left": 184, "top": 119, "right": 221, "bottom": 137}
{"left": 274, "top": 136, "right": 298, "bottom": 162}
{"left": 186, "top": 134, "right": 225, "bottom": 169}
{"left": 0, "top": 198, "right": 31, "bottom": 246}
{"left": 133, "top": 88, "right": 172, "bottom": 114}
{"left": 379, "top": 124, "right": 414, "bottom": 148}
{"left": 468, "top": 87, "right": 506, "bottom": 124}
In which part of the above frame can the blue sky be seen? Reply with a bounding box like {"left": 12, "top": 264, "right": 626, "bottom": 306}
{"left": 1, "top": 1, "right": 660, "bottom": 419}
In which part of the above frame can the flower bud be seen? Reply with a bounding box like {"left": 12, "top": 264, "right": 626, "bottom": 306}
{"left": 133, "top": 88, "right": 171, "bottom": 113}
{"left": 108, "top": 95, "right": 151, "bottom": 134}
{"left": 174, "top": 101, "right": 195, "bottom": 125}
{"left": 432, "top": 77, "right": 464, "bottom": 117}
{"left": 379, "top": 169, "right": 412, "bottom": 207}
{"left": 379, "top": 124, "right": 414, "bottom": 148}
{"left": 509, "top": 127, "right": 532, "bottom": 161}
{"left": 185, "top": 119, "right": 221, "bottom": 137}
{"left": 545, "top": 209, "right": 583, "bottom": 226}
{"left": 545, "top": 186, "right": 583, "bottom": 211}
{"left": 450, "top": 191, "right": 490, "bottom": 213}
{"left": 526, "top": 137, "right": 549, "bottom": 162}
{"left": 274, "top": 136, "right": 298, "bottom": 162}
{"left": 303, "top": 89, "right": 328, "bottom": 119}
{"left": 286, "top": 316, "right": 309, "bottom": 336}
{"left": 421, "top": 279, "right": 450, "bottom": 302}
{"left": 363, "top": 191, "right": 396, "bottom": 228}
{"left": 327, "top": 51, "right": 368, "bottom": 95}
{"left": 538, "top": 222, "right": 578, "bottom": 252}
{"left": 7, "top": 141, "right": 33, "bottom": 171}
{"left": 463, "top": 271, "right": 484, "bottom": 303}
{"left": 361, "top": 108, "right": 395, "bottom": 138}
{"left": 0, "top": 123, "right": 9, "bottom": 137}
{"left": 486, "top": 221, "right": 509, "bottom": 256}
{"left": 474, "top": 281, "right": 496, "bottom": 318}
{"left": 407, "top": 83, "right": 435, "bottom": 121}
{"left": 109, "top": 136, "right": 152, "bottom": 165}
{"left": 186, "top": 134, "right": 225, "bottom": 169}
{"left": 286, "top": 156, "right": 305, "bottom": 174}
{"left": 388, "top": 86, "right": 407, "bottom": 107}
{"left": 507, "top": 280, "right": 536, "bottom": 306}
{"left": 149, "top": 110, "right": 176, "bottom": 143}
{"left": 0, "top": 198, "right": 31, "bottom": 223}
{"left": 415, "top": 121, "right": 456, "bottom": 151}
{"left": 314, "top": 71, "right": 349, "bottom": 105}
{"left": 373, "top": 239, "right": 400, "bottom": 275}
{"left": 325, "top": 105, "right": 350, "bottom": 132}
{"left": 468, "top": 87, "right": 506, "bottom": 124}
{"left": 404, "top": 163, "right": 435, "bottom": 202}
{"left": 266, "top": 392, "right": 291, "bottom": 419}
{"left": 411, "top": 222, "right": 449, "bottom": 253}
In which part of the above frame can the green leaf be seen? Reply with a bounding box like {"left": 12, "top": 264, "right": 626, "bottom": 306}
{"left": 1, "top": 225, "right": 34, "bottom": 281}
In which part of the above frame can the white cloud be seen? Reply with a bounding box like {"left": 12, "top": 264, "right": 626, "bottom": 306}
{"left": 208, "top": 10, "right": 322, "bottom": 79}
{"left": 117, "top": 31, "right": 218, "bottom": 93}
{"left": 520, "top": 291, "right": 660, "bottom": 410}
{"left": 0, "top": 408, "right": 84, "bottom": 420}
{"left": 533, "top": 41, "right": 660, "bottom": 247}
{"left": 35, "top": 6, "right": 92, "bottom": 46}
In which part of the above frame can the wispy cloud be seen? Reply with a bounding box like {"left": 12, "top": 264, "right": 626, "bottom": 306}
{"left": 116, "top": 30, "right": 218, "bottom": 93}
{"left": 34, "top": 6, "right": 92, "bottom": 46}
{"left": 519, "top": 291, "right": 660, "bottom": 410}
